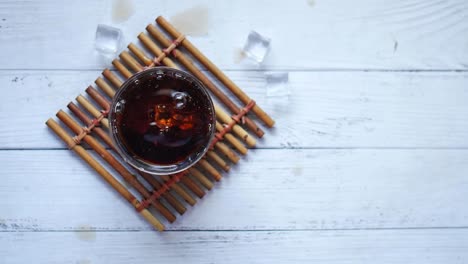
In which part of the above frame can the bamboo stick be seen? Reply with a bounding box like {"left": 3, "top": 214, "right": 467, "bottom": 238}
{"left": 67, "top": 102, "right": 116, "bottom": 152}
{"left": 215, "top": 105, "right": 256, "bottom": 148}
{"left": 112, "top": 60, "right": 133, "bottom": 79}
{"left": 138, "top": 172, "right": 187, "bottom": 214}
{"left": 76, "top": 95, "right": 109, "bottom": 129}
{"left": 86, "top": 86, "right": 109, "bottom": 110}
{"left": 138, "top": 33, "right": 178, "bottom": 68}
{"left": 161, "top": 175, "right": 204, "bottom": 199}
{"left": 120, "top": 51, "right": 144, "bottom": 72}
{"left": 214, "top": 141, "right": 240, "bottom": 164}
{"left": 95, "top": 77, "right": 116, "bottom": 98}
{"left": 46, "top": 118, "right": 164, "bottom": 231}
{"left": 56, "top": 111, "right": 176, "bottom": 223}
{"left": 103, "top": 68, "right": 123, "bottom": 88}
{"left": 128, "top": 43, "right": 153, "bottom": 66}
{"left": 206, "top": 150, "right": 230, "bottom": 172}
{"left": 188, "top": 167, "right": 213, "bottom": 190}
{"left": 198, "top": 159, "right": 222, "bottom": 181}
{"left": 180, "top": 176, "right": 205, "bottom": 198}
{"left": 156, "top": 16, "right": 275, "bottom": 128}
{"left": 208, "top": 150, "right": 231, "bottom": 171}
{"left": 165, "top": 167, "right": 212, "bottom": 200}
{"left": 159, "top": 175, "right": 196, "bottom": 206}
{"left": 146, "top": 176, "right": 197, "bottom": 206}
{"left": 216, "top": 121, "right": 247, "bottom": 155}
{"left": 145, "top": 24, "right": 265, "bottom": 138}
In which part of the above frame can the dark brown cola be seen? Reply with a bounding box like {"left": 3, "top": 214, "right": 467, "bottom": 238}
{"left": 111, "top": 70, "right": 214, "bottom": 165}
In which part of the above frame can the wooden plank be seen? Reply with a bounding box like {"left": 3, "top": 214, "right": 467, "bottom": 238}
{"left": 0, "top": 0, "right": 467, "bottom": 70}
{"left": 1, "top": 70, "right": 468, "bottom": 149}
{"left": 0, "top": 229, "right": 467, "bottom": 263}
{"left": 0, "top": 149, "right": 467, "bottom": 231}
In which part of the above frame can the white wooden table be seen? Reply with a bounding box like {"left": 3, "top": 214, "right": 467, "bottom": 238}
{"left": 1, "top": 0, "right": 468, "bottom": 263}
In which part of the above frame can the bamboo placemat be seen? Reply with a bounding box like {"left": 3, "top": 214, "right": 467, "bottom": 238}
{"left": 46, "top": 16, "right": 274, "bottom": 231}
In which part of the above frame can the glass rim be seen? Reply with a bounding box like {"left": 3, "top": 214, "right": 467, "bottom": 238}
{"left": 108, "top": 67, "right": 216, "bottom": 175}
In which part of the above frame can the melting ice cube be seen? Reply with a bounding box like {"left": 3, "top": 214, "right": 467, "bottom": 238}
{"left": 242, "top": 31, "right": 271, "bottom": 64}
{"left": 95, "top": 24, "right": 123, "bottom": 54}
{"left": 265, "top": 72, "right": 290, "bottom": 97}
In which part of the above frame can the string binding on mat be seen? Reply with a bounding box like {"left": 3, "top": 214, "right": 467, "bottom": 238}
{"left": 210, "top": 100, "right": 256, "bottom": 149}
{"left": 69, "top": 109, "right": 109, "bottom": 149}
{"left": 136, "top": 170, "right": 189, "bottom": 212}
{"left": 141, "top": 34, "right": 186, "bottom": 71}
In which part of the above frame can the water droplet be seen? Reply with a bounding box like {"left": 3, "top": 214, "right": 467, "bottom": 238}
{"left": 156, "top": 74, "right": 163, "bottom": 80}
{"left": 134, "top": 79, "right": 140, "bottom": 85}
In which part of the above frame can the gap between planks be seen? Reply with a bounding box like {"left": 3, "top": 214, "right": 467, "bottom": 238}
{"left": 3, "top": 226, "right": 468, "bottom": 233}
{"left": 1, "top": 68, "right": 468, "bottom": 72}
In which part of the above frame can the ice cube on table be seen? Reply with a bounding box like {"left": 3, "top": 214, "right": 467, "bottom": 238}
{"left": 264, "top": 72, "right": 290, "bottom": 116}
{"left": 95, "top": 24, "right": 123, "bottom": 54}
{"left": 243, "top": 31, "right": 271, "bottom": 64}
{"left": 265, "top": 72, "right": 290, "bottom": 97}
